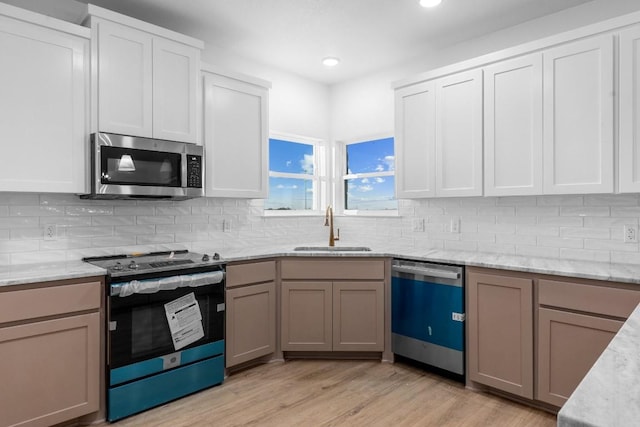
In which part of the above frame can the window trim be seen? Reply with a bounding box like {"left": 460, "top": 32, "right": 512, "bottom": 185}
{"left": 336, "top": 134, "right": 398, "bottom": 216}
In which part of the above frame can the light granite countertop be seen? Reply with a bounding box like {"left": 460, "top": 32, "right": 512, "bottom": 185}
{"left": 3, "top": 244, "right": 640, "bottom": 287}
{"left": 558, "top": 303, "right": 640, "bottom": 427}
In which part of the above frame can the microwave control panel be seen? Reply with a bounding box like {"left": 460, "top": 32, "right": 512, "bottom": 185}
{"left": 186, "top": 155, "right": 203, "bottom": 188}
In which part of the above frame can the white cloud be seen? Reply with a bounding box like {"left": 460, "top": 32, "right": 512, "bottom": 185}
{"left": 375, "top": 164, "right": 385, "bottom": 172}
{"left": 361, "top": 178, "right": 370, "bottom": 184}
{"left": 384, "top": 155, "right": 395, "bottom": 171}
{"left": 375, "top": 177, "right": 385, "bottom": 183}
{"left": 300, "top": 154, "right": 314, "bottom": 174}
{"left": 286, "top": 160, "right": 292, "bottom": 167}
{"left": 358, "top": 185, "right": 374, "bottom": 192}
{"left": 276, "top": 184, "right": 285, "bottom": 189}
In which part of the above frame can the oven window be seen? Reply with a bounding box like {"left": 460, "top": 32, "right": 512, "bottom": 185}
{"left": 101, "top": 146, "right": 182, "bottom": 187}
{"left": 109, "top": 286, "right": 223, "bottom": 369}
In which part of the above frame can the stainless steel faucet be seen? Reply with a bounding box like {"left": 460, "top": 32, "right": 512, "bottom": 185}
{"left": 324, "top": 205, "right": 339, "bottom": 246}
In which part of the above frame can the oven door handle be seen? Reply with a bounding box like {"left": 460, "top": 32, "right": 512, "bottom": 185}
{"left": 392, "top": 265, "right": 460, "bottom": 280}
{"left": 112, "top": 270, "right": 224, "bottom": 297}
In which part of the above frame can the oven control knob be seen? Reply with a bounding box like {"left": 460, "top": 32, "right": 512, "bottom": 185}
{"left": 213, "top": 253, "right": 220, "bottom": 260}
{"left": 202, "top": 254, "right": 210, "bottom": 262}
{"left": 128, "top": 260, "right": 139, "bottom": 269}
{"left": 112, "top": 262, "right": 123, "bottom": 271}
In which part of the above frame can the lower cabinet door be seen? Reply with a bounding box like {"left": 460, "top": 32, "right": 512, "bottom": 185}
{"left": 333, "top": 281, "right": 384, "bottom": 351}
{"left": 281, "top": 281, "right": 332, "bottom": 351}
{"left": 225, "top": 282, "right": 276, "bottom": 367}
{"left": 537, "top": 307, "right": 623, "bottom": 407}
{"left": 467, "top": 270, "right": 534, "bottom": 398}
{"left": 0, "top": 312, "right": 100, "bottom": 427}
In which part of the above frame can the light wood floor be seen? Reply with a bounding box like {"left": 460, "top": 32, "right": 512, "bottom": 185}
{"left": 99, "top": 359, "right": 557, "bottom": 426}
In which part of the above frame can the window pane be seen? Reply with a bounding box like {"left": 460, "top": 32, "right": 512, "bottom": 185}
{"left": 265, "top": 177, "right": 314, "bottom": 210}
{"left": 269, "top": 139, "right": 314, "bottom": 175}
{"left": 346, "top": 137, "right": 394, "bottom": 174}
{"left": 345, "top": 176, "right": 397, "bottom": 210}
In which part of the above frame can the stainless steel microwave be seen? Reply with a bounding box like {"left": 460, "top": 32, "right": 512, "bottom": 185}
{"left": 83, "top": 132, "right": 204, "bottom": 200}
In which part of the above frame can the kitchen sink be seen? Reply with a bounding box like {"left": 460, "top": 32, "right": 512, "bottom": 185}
{"left": 293, "top": 246, "right": 372, "bottom": 252}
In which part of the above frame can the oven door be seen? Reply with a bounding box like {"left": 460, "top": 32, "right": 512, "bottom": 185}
{"left": 108, "top": 271, "right": 224, "bottom": 371}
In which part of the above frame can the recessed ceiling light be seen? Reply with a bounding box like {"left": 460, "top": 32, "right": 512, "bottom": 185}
{"left": 419, "top": 0, "right": 442, "bottom": 8}
{"left": 322, "top": 57, "right": 340, "bottom": 67}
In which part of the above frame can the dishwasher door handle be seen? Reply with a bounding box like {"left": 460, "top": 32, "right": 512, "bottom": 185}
{"left": 392, "top": 265, "right": 460, "bottom": 280}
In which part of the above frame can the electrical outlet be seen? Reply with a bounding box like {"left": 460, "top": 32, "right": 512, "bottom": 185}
{"left": 44, "top": 224, "right": 57, "bottom": 241}
{"left": 223, "top": 219, "right": 232, "bottom": 232}
{"left": 624, "top": 224, "right": 638, "bottom": 243}
{"left": 412, "top": 218, "right": 425, "bottom": 232}
{"left": 450, "top": 217, "right": 460, "bottom": 233}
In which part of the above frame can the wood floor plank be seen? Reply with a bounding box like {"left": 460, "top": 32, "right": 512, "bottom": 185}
{"left": 97, "top": 360, "right": 557, "bottom": 426}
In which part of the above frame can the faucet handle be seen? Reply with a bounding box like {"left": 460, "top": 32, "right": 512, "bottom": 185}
{"left": 335, "top": 228, "right": 340, "bottom": 241}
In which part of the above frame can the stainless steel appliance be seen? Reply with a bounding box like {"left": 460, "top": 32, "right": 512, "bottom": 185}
{"left": 391, "top": 259, "right": 465, "bottom": 377}
{"left": 83, "top": 132, "right": 204, "bottom": 200}
{"left": 83, "top": 250, "right": 224, "bottom": 421}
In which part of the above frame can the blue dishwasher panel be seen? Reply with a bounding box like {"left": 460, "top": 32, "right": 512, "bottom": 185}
{"left": 392, "top": 276, "right": 464, "bottom": 351}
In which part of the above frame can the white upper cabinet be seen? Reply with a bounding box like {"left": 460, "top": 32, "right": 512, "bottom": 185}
{"left": 0, "top": 5, "right": 88, "bottom": 193}
{"left": 96, "top": 20, "right": 153, "bottom": 138}
{"left": 203, "top": 70, "right": 270, "bottom": 198}
{"left": 395, "top": 81, "right": 436, "bottom": 198}
{"left": 619, "top": 25, "right": 640, "bottom": 193}
{"left": 542, "top": 35, "right": 614, "bottom": 194}
{"left": 435, "top": 69, "right": 484, "bottom": 197}
{"left": 484, "top": 54, "right": 543, "bottom": 196}
{"left": 89, "top": 6, "right": 202, "bottom": 144}
{"left": 394, "top": 69, "right": 482, "bottom": 199}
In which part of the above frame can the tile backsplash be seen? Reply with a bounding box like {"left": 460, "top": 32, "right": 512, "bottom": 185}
{"left": 0, "top": 192, "right": 639, "bottom": 266}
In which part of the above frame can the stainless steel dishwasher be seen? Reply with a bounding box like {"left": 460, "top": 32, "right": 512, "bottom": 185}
{"left": 391, "top": 259, "right": 465, "bottom": 376}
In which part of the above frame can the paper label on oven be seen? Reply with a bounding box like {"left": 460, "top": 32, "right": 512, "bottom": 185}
{"left": 164, "top": 292, "right": 204, "bottom": 351}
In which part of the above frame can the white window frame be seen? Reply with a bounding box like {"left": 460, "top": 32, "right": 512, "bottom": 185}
{"left": 264, "top": 132, "right": 327, "bottom": 216}
{"left": 336, "top": 134, "right": 398, "bottom": 216}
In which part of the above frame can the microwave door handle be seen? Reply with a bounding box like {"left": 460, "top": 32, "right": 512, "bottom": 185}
{"left": 181, "top": 152, "right": 188, "bottom": 188}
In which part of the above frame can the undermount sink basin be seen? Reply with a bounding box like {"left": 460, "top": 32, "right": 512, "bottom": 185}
{"left": 293, "top": 246, "right": 372, "bottom": 252}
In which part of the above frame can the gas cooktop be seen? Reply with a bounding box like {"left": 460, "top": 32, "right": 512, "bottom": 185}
{"left": 83, "top": 250, "right": 223, "bottom": 278}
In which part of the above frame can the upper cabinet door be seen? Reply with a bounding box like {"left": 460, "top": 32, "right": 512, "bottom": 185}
{"left": 435, "top": 69, "right": 484, "bottom": 197}
{"left": 152, "top": 37, "right": 199, "bottom": 144}
{"left": 619, "top": 25, "right": 640, "bottom": 193}
{"left": 394, "top": 81, "right": 436, "bottom": 198}
{"left": 203, "top": 72, "right": 269, "bottom": 198}
{"left": 484, "top": 54, "right": 543, "bottom": 196}
{"left": 0, "top": 14, "right": 87, "bottom": 193}
{"left": 96, "top": 19, "right": 153, "bottom": 138}
{"left": 543, "top": 35, "right": 614, "bottom": 194}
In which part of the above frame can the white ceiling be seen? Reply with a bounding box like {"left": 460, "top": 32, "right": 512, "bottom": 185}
{"left": 16, "top": 0, "right": 595, "bottom": 84}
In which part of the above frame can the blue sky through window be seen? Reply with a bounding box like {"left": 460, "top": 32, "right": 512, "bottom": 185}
{"left": 345, "top": 137, "right": 396, "bottom": 210}
{"left": 266, "top": 139, "right": 314, "bottom": 210}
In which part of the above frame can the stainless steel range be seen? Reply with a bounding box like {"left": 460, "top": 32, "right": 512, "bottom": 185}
{"left": 83, "top": 250, "right": 225, "bottom": 422}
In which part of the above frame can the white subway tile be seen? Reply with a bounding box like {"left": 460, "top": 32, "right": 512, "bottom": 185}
{"left": 114, "top": 206, "right": 155, "bottom": 216}
{"left": 0, "top": 206, "right": 8, "bottom": 216}
{"left": 497, "top": 216, "right": 536, "bottom": 225}
{"left": 39, "top": 193, "right": 86, "bottom": 205}
{"left": 155, "top": 206, "right": 191, "bottom": 216}
{"left": 584, "top": 217, "right": 634, "bottom": 228}
{"left": 414, "top": 207, "right": 445, "bottom": 216}
{"left": 496, "top": 196, "right": 537, "bottom": 207}
{"left": 0, "top": 217, "right": 42, "bottom": 229}
{"left": 444, "top": 240, "right": 478, "bottom": 252}
{"left": 0, "top": 230, "right": 8, "bottom": 240}
{"left": 0, "top": 240, "right": 39, "bottom": 253}
{"left": 584, "top": 239, "right": 638, "bottom": 252}
{"left": 496, "top": 234, "right": 537, "bottom": 245}
{"left": 477, "top": 242, "right": 516, "bottom": 255}
{"left": 115, "top": 225, "right": 156, "bottom": 235}
{"left": 66, "top": 206, "right": 114, "bottom": 216}
{"left": 560, "top": 227, "right": 610, "bottom": 239}
{"left": 516, "top": 245, "right": 559, "bottom": 258}
{"left": 175, "top": 215, "right": 209, "bottom": 224}
{"left": 67, "top": 226, "right": 113, "bottom": 238}
{"left": 0, "top": 193, "right": 39, "bottom": 205}
{"left": 536, "top": 195, "right": 584, "bottom": 206}
{"left": 537, "top": 236, "right": 583, "bottom": 249}
{"left": 560, "top": 207, "right": 610, "bottom": 217}
{"left": 461, "top": 197, "right": 496, "bottom": 207}
{"left": 137, "top": 216, "right": 175, "bottom": 225}
{"left": 40, "top": 238, "right": 92, "bottom": 250}
{"left": 610, "top": 207, "right": 640, "bottom": 217}
{"left": 429, "top": 199, "right": 462, "bottom": 208}
{"left": 478, "top": 223, "right": 515, "bottom": 234}
{"left": 157, "top": 224, "right": 192, "bottom": 234}
{"left": 537, "top": 216, "right": 583, "bottom": 227}
{"left": 39, "top": 216, "right": 92, "bottom": 227}
{"left": 478, "top": 207, "right": 515, "bottom": 216}
{"left": 0, "top": 254, "right": 9, "bottom": 265}
{"left": 10, "top": 228, "right": 43, "bottom": 240}
{"left": 92, "top": 216, "right": 135, "bottom": 226}
{"left": 584, "top": 194, "right": 640, "bottom": 206}
{"left": 516, "top": 225, "right": 559, "bottom": 236}
{"left": 460, "top": 232, "right": 495, "bottom": 242}
{"left": 137, "top": 234, "right": 175, "bottom": 245}
{"left": 91, "top": 236, "right": 137, "bottom": 248}
{"left": 610, "top": 251, "right": 640, "bottom": 264}
{"left": 192, "top": 206, "right": 224, "bottom": 215}
{"left": 10, "top": 205, "right": 65, "bottom": 216}
{"left": 11, "top": 251, "right": 66, "bottom": 265}
{"left": 516, "top": 207, "right": 559, "bottom": 216}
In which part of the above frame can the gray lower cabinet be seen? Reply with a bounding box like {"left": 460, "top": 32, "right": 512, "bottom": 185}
{"left": 225, "top": 261, "right": 277, "bottom": 368}
{"left": 280, "top": 258, "right": 386, "bottom": 353}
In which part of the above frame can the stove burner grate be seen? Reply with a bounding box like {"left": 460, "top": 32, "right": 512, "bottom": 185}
{"left": 147, "top": 259, "right": 194, "bottom": 268}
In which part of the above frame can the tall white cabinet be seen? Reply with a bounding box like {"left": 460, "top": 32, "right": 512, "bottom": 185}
{"left": 542, "top": 36, "right": 614, "bottom": 194}
{"left": 88, "top": 5, "right": 202, "bottom": 144}
{"left": 394, "top": 69, "right": 483, "bottom": 198}
{"left": 203, "top": 68, "right": 270, "bottom": 198}
{"left": 619, "top": 25, "right": 640, "bottom": 193}
{"left": 0, "top": 4, "right": 89, "bottom": 193}
{"left": 484, "top": 54, "right": 543, "bottom": 196}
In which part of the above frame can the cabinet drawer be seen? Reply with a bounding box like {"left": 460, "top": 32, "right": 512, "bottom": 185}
{"left": 281, "top": 259, "right": 384, "bottom": 280}
{"left": 226, "top": 261, "right": 276, "bottom": 288}
{"left": 0, "top": 279, "right": 102, "bottom": 324}
{"left": 538, "top": 279, "right": 640, "bottom": 319}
